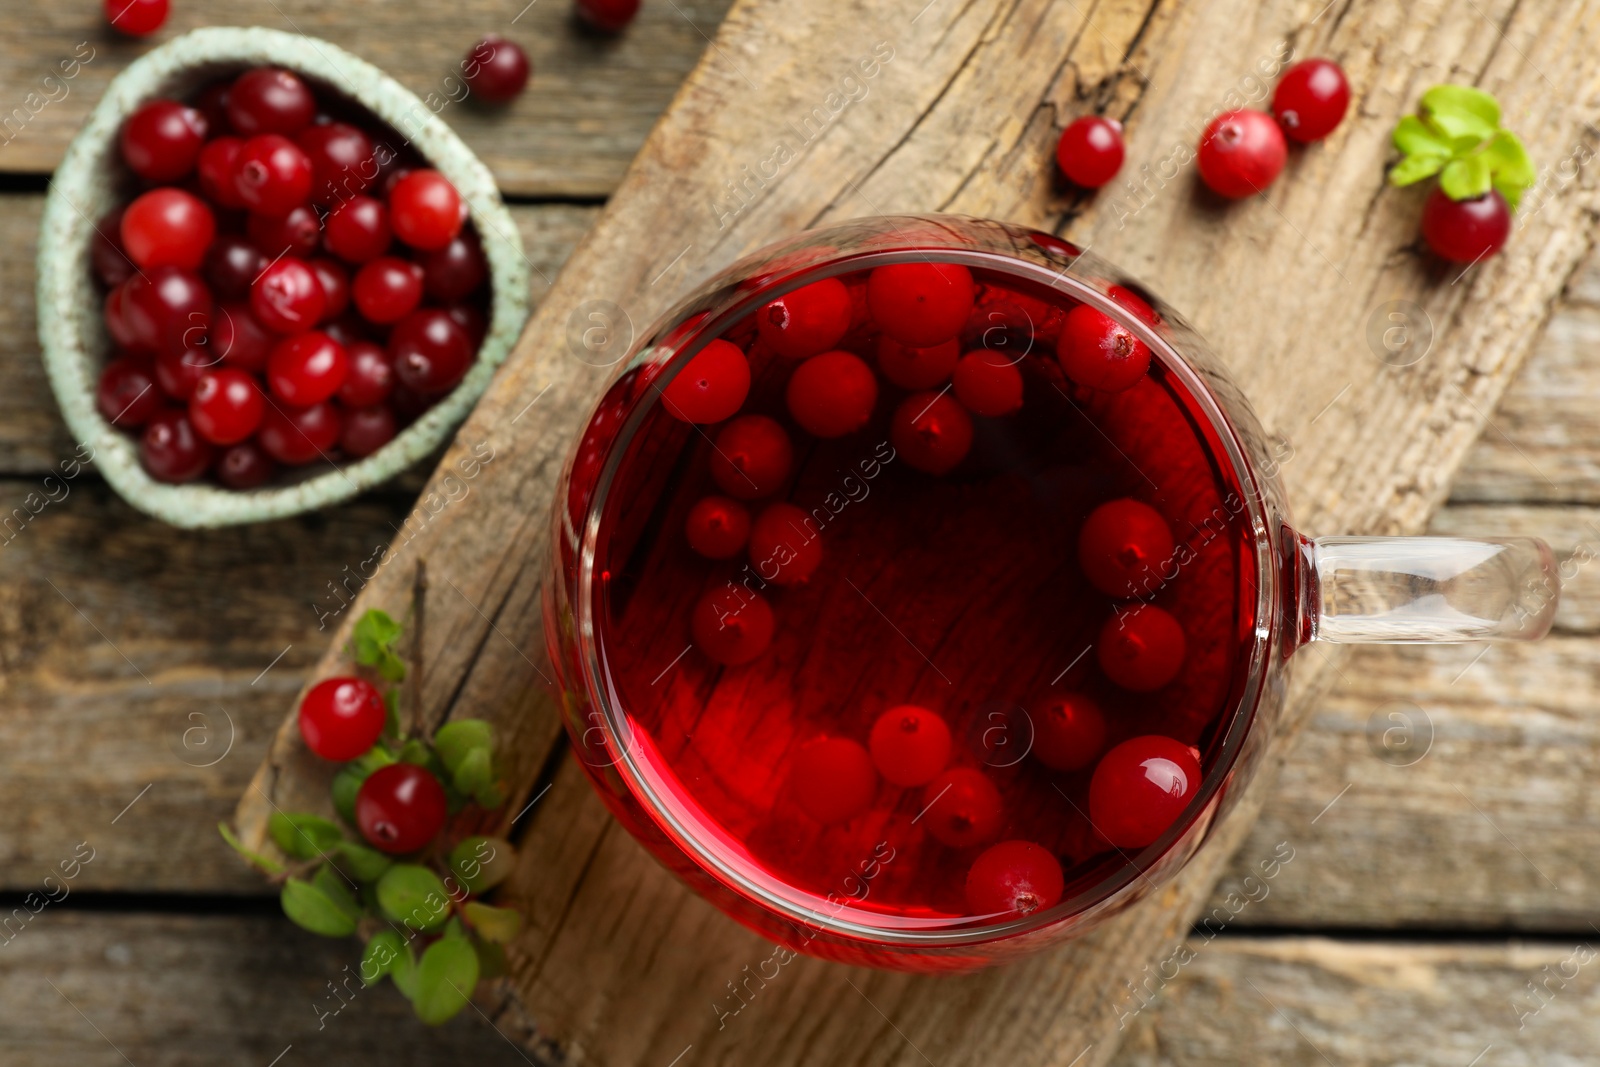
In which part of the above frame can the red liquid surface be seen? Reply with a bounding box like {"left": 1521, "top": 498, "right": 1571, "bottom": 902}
{"left": 583, "top": 262, "right": 1257, "bottom": 933}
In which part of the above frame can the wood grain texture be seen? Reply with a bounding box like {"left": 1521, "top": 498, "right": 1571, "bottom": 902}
{"left": 222, "top": 0, "right": 1600, "bottom": 1063}
{"left": 0, "top": 0, "right": 733, "bottom": 196}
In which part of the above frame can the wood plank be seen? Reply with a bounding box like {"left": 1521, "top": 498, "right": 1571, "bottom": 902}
{"left": 0, "top": 0, "right": 733, "bottom": 196}
{"left": 226, "top": 0, "right": 1600, "bottom": 1064}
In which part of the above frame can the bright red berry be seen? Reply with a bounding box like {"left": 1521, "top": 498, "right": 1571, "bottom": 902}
{"left": 1097, "top": 605, "right": 1186, "bottom": 692}
{"left": 1105, "top": 284, "right": 1160, "bottom": 326}
{"left": 747, "top": 503, "right": 822, "bottom": 586}
{"left": 709, "top": 415, "right": 792, "bottom": 499}
{"left": 464, "top": 36, "right": 531, "bottom": 104}
{"left": 1197, "top": 109, "right": 1287, "bottom": 198}
{"left": 1056, "top": 116, "right": 1124, "bottom": 188}
{"left": 417, "top": 233, "right": 488, "bottom": 301}
{"left": 212, "top": 302, "right": 274, "bottom": 373}
{"left": 298, "top": 676, "right": 387, "bottom": 760}
{"left": 338, "top": 340, "right": 394, "bottom": 407}
{"left": 1089, "top": 735, "right": 1201, "bottom": 848}
{"left": 868, "top": 705, "right": 951, "bottom": 787}
{"left": 352, "top": 256, "right": 424, "bottom": 324}
{"left": 785, "top": 351, "right": 877, "bottom": 438}
{"left": 661, "top": 339, "right": 749, "bottom": 423}
{"left": 389, "top": 170, "right": 463, "bottom": 251}
{"left": 922, "top": 767, "right": 1003, "bottom": 848}
{"left": 876, "top": 336, "right": 959, "bottom": 390}
{"left": 758, "top": 278, "right": 852, "bottom": 360}
{"left": 965, "top": 841, "right": 1064, "bottom": 917}
{"left": 215, "top": 441, "right": 275, "bottom": 489}
{"left": 1420, "top": 188, "right": 1511, "bottom": 264}
{"left": 1057, "top": 305, "right": 1150, "bottom": 392}
{"left": 324, "top": 196, "right": 392, "bottom": 263}
{"left": 1027, "top": 692, "right": 1107, "bottom": 772}
{"left": 234, "top": 134, "right": 314, "bottom": 216}
{"left": 341, "top": 405, "right": 398, "bottom": 458}
{"left": 196, "top": 137, "right": 247, "bottom": 209}
{"left": 105, "top": 0, "right": 168, "bottom": 36}
{"left": 575, "top": 0, "right": 640, "bottom": 32}
{"left": 1078, "top": 498, "right": 1175, "bottom": 598}
{"left": 789, "top": 737, "right": 877, "bottom": 824}
{"left": 252, "top": 257, "right": 326, "bottom": 334}
{"left": 155, "top": 347, "right": 218, "bottom": 401}
{"left": 227, "top": 68, "right": 317, "bottom": 138}
{"left": 120, "top": 101, "right": 208, "bottom": 182}
{"left": 140, "top": 409, "right": 213, "bottom": 483}
{"left": 97, "top": 358, "right": 162, "bottom": 427}
{"left": 268, "top": 331, "right": 348, "bottom": 406}
{"left": 257, "top": 400, "right": 341, "bottom": 465}
{"left": 390, "top": 309, "right": 473, "bottom": 396}
{"left": 189, "top": 368, "right": 265, "bottom": 445}
{"left": 121, "top": 188, "right": 215, "bottom": 271}
{"left": 684, "top": 496, "right": 751, "bottom": 560}
{"left": 890, "top": 391, "right": 973, "bottom": 475}
{"left": 295, "top": 121, "right": 377, "bottom": 204}
{"left": 690, "top": 587, "right": 775, "bottom": 666}
{"left": 121, "top": 267, "right": 214, "bottom": 357}
{"left": 952, "top": 350, "right": 1023, "bottom": 416}
{"left": 1272, "top": 59, "right": 1350, "bottom": 143}
{"left": 357, "top": 763, "right": 449, "bottom": 854}
{"left": 867, "top": 262, "right": 975, "bottom": 347}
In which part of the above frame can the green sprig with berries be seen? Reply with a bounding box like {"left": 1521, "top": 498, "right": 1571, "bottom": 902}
{"left": 1388, "top": 84, "right": 1535, "bottom": 207}
{"left": 221, "top": 605, "right": 520, "bottom": 1026}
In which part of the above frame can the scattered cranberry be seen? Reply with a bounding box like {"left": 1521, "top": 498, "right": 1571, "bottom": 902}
{"left": 868, "top": 705, "right": 951, "bottom": 787}
{"left": 1420, "top": 188, "right": 1511, "bottom": 264}
{"left": 212, "top": 302, "right": 274, "bottom": 372}
{"left": 140, "top": 409, "right": 213, "bottom": 483}
{"left": 786, "top": 351, "right": 877, "bottom": 437}
{"left": 120, "top": 101, "right": 208, "bottom": 183}
{"left": 747, "top": 503, "right": 823, "bottom": 586}
{"left": 256, "top": 400, "right": 341, "bottom": 465}
{"left": 1028, "top": 692, "right": 1107, "bottom": 772}
{"left": 1056, "top": 116, "right": 1124, "bottom": 189}
{"left": 417, "top": 232, "right": 488, "bottom": 301}
{"left": 97, "top": 358, "right": 162, "bottom": 427}
{"left": 234, "top": 134, "right": 314, "bottom": 217}
{"left": 788, "top": 737, "right": 876, "bottom": 824}
{"left": 324, "top": 196, "right": 392, "bottom": 263}
{"left": 758, "top": 278, "right": 852, "bottom": 360}
{"left": 1088, "top": 735, "right": 1201, "bottom": 848}
{"left": 1057, "top": 305, "right": 1150, "bottom": 392}
{"left": 1272, "top": 59, "right": 1350, "bottom": 143}
{"left": 352, "top": 256, "right": 424, "bottom": 324}
{"left": 575, "top": 0, "right": 640, "bottom": 32}
{"left": 1078, "top": 498, "right": 1174, "bottom": 598}
{"left": 690, "top": 586, "right": 775, "bottom": 666}
{"left": 296, "top": 121, "right": 377, "bottom": 204}
{"left": 356, "top": 763, "right": 448, "bottom": 854}
{"left": 197, "top": 137, "right": 247, "bottom": 208}
{"left": 661, "top": 339, "right": 750, "bottom": 423}
{"left": 1197, "top": 109, "right": 1287, "bottom": 198}
{"left": 464, "top": 36, "right": 531, "bottom": 104}
{"left": 876, "top": 336, "right": 959, "bottom": 390}
{"left": 189, "top": 368, "right": 265, "bottom": 445}
{"left": 205, "top": 236, "right": 268, "bottom": 301}
{"left": 965, "top": 841, "right": 1064, "bottom": 917}
{"left": 952, "top": 350, "right": 1023, "bottom": 416}
{"left": 105, "top": 0, "right": 168, "bottom": 36}
{"left": 252, "top": 257, "right": 326, "bottom": 334}
{"left": 921, "top": 767, "right": 1003, "bottom": 848}
{"left": 890, "top": 391, "right": 973, "bottom": 475}
{"left": 215, "top": 441, "right": 275, "bottom": 489}
{"left": 867, "top": 262, "right": 975, "bottom": 347}
{"left": 308, "top": 258, "right": 350, "bottom": 320}
{"left": 388, "top": 170, "right": 463, "bottom": 251}
{"left": 390, "top": 309, "right": 472, "bottom": 396}
{"left": 227, "top": 69, "right": 317, "bottom": 138}
{"left": 155, "top": 347, "right": 217, "bottom": 401}
{"left": 122, "top": 268, "right": 213, "bottom": 357}
{"left": 337, "top": 341, "right": 395, "bottom": 407}
{"left": 341, "top": 404, "right": 398, "bottom": 457}
{"left": 267, "top": 331, "right": 348, "bottom": 406}
{"left": 708, "top": 415, "right": 792, "bottom": 499}
{"left": 298, "top": 676, "right": 386, "bottom": 760}
{"left": 1097, "top": 605, "right": 1186, "bottom": 692}
{"left": 121, "top": 189, "right": 215, "bottom": 271}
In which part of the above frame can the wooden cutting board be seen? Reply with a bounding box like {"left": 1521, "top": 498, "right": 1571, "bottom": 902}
{"left": 235, "top": 0, "right": 1600, "bottom": 1062}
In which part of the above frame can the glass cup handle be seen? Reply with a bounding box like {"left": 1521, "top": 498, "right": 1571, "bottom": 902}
{"left": 1303, "top": 536, "right": 1560, "bottom": 644}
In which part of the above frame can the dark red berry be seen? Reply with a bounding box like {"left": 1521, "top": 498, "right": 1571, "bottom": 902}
{"left": 296, "top": 121, "right": 377, "bottom": 204}
{"left": 1078, "top": 498, "right": 1174, "bottom": 598}
{"left": 193, "top": 81, "right": 232, "bottom": 133}
{"left": 952, "top": 350, "right": 1023, "bottom": 416}
{"left": 661, "top": 339, "right": 749, "bottom": 423}
{"left": 189, "top": 368, "right": 265, "bottom": 445}
{"left": 1056, "top": 116, "right": 1124, "bottom": 189}
{"left": 1057, "top": 305, "right": 1150, "bottom": 392}
{"left": 92, "top": 209, "right": 135, "bottom": 288}
{"left": 389, "top": 309, "right": 472, "bottom": 396}
{"left": 122, "top": 267, "right": 214, "bottom": 356}
{"left": 389, "top": 170, "right": 463, "bottom": 251}
{"left": 154, "top": 347, "right": 218, "bottom": 401}
{"left": 876, "top": 336, "right": 959, "bottom": 390}
{"left": 121, "top": 188, "right": 216, "bottom": 271}
{"left": 443, "top": 302, "right": 487, "bottom": 348}
{"left": 252, "top": 257, "right": 326, "bottom": 334}
{"left": 867, "top": 262, "right": 975, "bottom": 347}
{"left": 868, "top": 705, "right": 951, "bottom": 787}
{"left": 267, "top": 331, "right": 348, "bottom": 406}
{"left": 97, "top": 358, "right": 162, "bottom": 427}
{"left": 464, "top": 36, "right": 531, "bottom": 104}
{"left": 197, "top": 136, "right": 247, "bottom": 209}
{"left": 1272, "top": 59, "right": 1350, "bottom": 143}
{"left": 417, "top": 232, "right": 488, "bottom": 301}
{"left": 890, "top": 391, "right": 972, "bottom": 475}
{"left": 324, "top": 196, "right": 391, "bottom": 263}
{"left": 234, "top": 135, "right": 314, "bottom": 217}
{"left": 786, "top": 351, "right": 877, "bottom": 437}
{"left": 204, "top": 235, "right": 268, "bottom": 301}
{"left": 575, "top": 0, "right": 640, "bottom": 32}
{"left": 105, "top": 0, "right": 168, "bottom": 36}
{"left": 308, "top": 258, "right": 350, "bottom": 321}
{"left": 247, "top": 204, "right": 321, "bottom": 259}
{"left": 1089, "top": 735, "right": 1201, "bottom": 848}
{"left": 922, "top": 767, "right": 1003, "bottom": 848}
{"left": 340, "top": 404, "right": 398, "bottom": 458}
{"left": 356, "top": 763, "right": 448, "bottom": 854}
{"left": 747, "top": 503, "right": 822, "bottom": 586}
{"left": 257, "top": 400, "right": 341, "bottom": 466}
{"left": 690, "top": 587, "right": 775, "bottom": 666}
{"left": 337, "top": 340, "right": 394, "bottom": 407}
{"left": 352, "top": 256, "right": 424, "bottom": 324}
{"left": 708, "top": 415, "right": 792, "bottom": 499}
{"left": 140, "top": 409, "right": 213, "bottom": 483}
{"left": 1420, "top": 188, "right": 1511, "bottom": 264}
{"left": 1028, "top": 692, "right": 1107, "bottom": 772}
{"left": 104, "top": 283, "right": 145, "bottom": 352}
{"left": 298, "top": 676, "right": 386, "bottom": 760}
{"left": 212, "top": 302, "right": 274, "bottom": 372}
{"left": 120, "top": 101, "right": 208, "bottom": 182}
{"left": 227, "top": 68, "right": 316, "bottom": 138}
{"left": 758, "top": 277, "right": 852, "bottom": 360}
{"left": 965, "top": 841, "right": 1064, "bottom": 917}
{"left": 215, "top": 441, "right": 275, "bottom": 489}
{"left": 788, "top": 737, "right": 876, "bottom": 824}
{"left": 684, "top": 496, "right": 751, "bottom": 559}
{"left": 320, "top": 313, "right": 370, "bottom": 349}
{"left": 1097, "top": 605, "right": 1186, "bottom": 692}
{"left": 1197, "top": 109, "right": 1287, "bottom": 198}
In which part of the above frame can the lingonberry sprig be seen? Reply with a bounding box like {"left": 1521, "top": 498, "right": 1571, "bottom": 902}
{"left": 220, "top": 606, "right": 519, "bottom": 1025}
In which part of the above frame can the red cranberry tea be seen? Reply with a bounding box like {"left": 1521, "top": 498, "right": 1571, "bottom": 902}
{"left": 579, "top": 259, "right": 1258, "bottom": 932}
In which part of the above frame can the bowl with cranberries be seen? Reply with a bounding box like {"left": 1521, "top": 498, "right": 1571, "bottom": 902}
{"left": 37, "top": 27, "right": 530, "bottom": 526}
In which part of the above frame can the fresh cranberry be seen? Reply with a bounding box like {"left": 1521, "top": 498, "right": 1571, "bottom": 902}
{"left": 660, "top": 339, "right": 749, "bottom": 423}
{"left": 121, "top": 268, "right": 214, "bottom": 356}
{"left": 788, "top": 737, "right": 876, "bottom": 824}
{"left": 189, "top": 368, "right": 265, "bottom": 445}
{"left": 690, "top": 587, "right": 775, "bottom": 666}
{"left": 104, "top": 283, "right": 145, "bottom": 351}
{"left": 204, "top": 236, "right": 267, "bottom": 301}
{"left": 324, "top": 196, "right": 391, "bottom": 263}
{"left": 1089, "top": 735, "right": 1201, "bottom": 848}
{"left": 193, "top": 81, "right": 232, "bottom": 132}
{"left": 197, "top": 136, "right": 247, "bottom": 209}
{"left": 337, "top": 341, "right": 394, "bottom": 407}
{"left": 308, "top": 258, "right": 349, "bottom": 320}
{"left": 952, "top": 351, "right": 1023, "bottom": 416}
{"left": 708, "top": 415, "right": 792, "bottom": 499}
{"left": 757, "top": 277, "right": 852, "bottom": 359}
{"left": 341, "top": 405, "right": 398, "bottom": 458}
{"left": 379, "top": 164, "right": 416, "bottom": 200}
{"left": 227, "top": 68, "right": 317, "bottom": 137}
{"left": 298, "top": 676, "right": 386, "bottom": 760}
{"left": 876, "top": 336, "right": 959, "bottom": 390}
{"left": 1197, "top": 109, "right": 1287, "bottom": 198}
{"left": 684, "top": 496, "right": 751, "bottom": 559}
{"left": 296, "top": 121, "right": 377, "bottom": 204}
{"left": 388, "top": 170, "right": 463, "bottom": 251}
{"left": 464, "top": 36, "right": 531, "bottom": 104}
{"left": 1057, "top": 305, "right": 1150, "bottom": 392}
{"left": 921, "top": 767, "right": 1003, "bottom": 848}
{"left": 1028, "top": 692, "right": 1106, "bottom": 772}
{"left": 890, "top": 391, "right": 973, "bottom": 475}
{"left": 786, "top": 351, "right": 877, "bottom": 437}
{"left": 154, "top": 347, "right": 218, "bottom": 401}
{"left": 417, "top": 232, "right": 488, "bottom": 301}
{"left": 356, "top": 763, "right": 448, "bottom": 854}
{"left": 92, "top": 209, "right": 135, "bottom": 288}
{"left": 443, "top": 302, "right": 487, "bottom": 348}
{"left": 97, "top": 358, "right": 161, "bottom": 427}
{"left": 234, "top": 135, "right": 314, "bottom": 217}
{"left": 1272, "top": 59, "right": 1350, "bottom": 143}
{"left": 140, "top": 409, "right": 213, "bottom": 483}
{"left": 575, "top": 0, "right": 640, "bottom": 31}
{"left": 257, "top": 400, "right": 341, "bottom": 465}
{"left": 120, "top": 101, "right": 208, "bottom": 182}
{"left": 867, "top": 262, "right": 975, "bottom": 347}
{"left": 1420, "top": 188, "right": 1511, "bottom": 264}
{"left": 247, "top": 204, "right": 321, "bottom": 259}
{"left": 105, "top": 0, "right": 168, "bottom": 36}
{"left": 965, "top": 841, "right": 1064, "bottom": 917}
{"left": 747, "top": 503, "right": 823, "bottom": 586}
{"left": 1078, "top": 498, "right": 1174, "bottom": 598}
{"left": 352, "top": 256, "right": 424, "bottom": 324}
{"left": 214, "top": 441, "right": 275, "bottom": 489}
{"left": 1056, "top": 116, "right": 1124, "bottom": 188}
{"left": 252, "top": 257, "right": 325, "bottom": 333}
{"left": 267, "top": 331, "right": 348, "bottom": 406}
{"left": 212, "top": 302, "right": 274, "bottom": 372}
{"left": 321, "top": 313, "right": 370, "bottom": 349}
{"left": 868, "top": 705, "right": 951, "bottom": 787}
{"left": 389, "top": 309, "right": 472, "bottom": 396}
{"left": 1097, "top": 605, "right": 1186, "bottom": 691}
{"left": 121, "top": 189, "right": 215, "bottom": 271}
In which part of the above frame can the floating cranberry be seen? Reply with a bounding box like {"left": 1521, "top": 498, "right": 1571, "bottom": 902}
{"left": 965, "top": 841, "right": 1064, "bottom": 917}
{"left": 1097, "top": 605, "right": 1186, "bottom": 692}
{"left": 212, "top": 302, "right": 274, "bottom": 372}
{"left": 1028, "top": 692, "right": 1107, "bottom": 772}
{"left": 921, "top": 767, "right": 1003, "bottom": 848}
{"left": 1197, "top": 109, "right": 1287, "bottom": 198}
{"left": 1077, "top": 498, "right": 1175, "bottom": 598}
{"left": 1420, "top": 188, "right": 1511, "bottom": 264}
{"left": 121, "top": 188, "right": 216, "bottom": 271}
{"left": 876, "top": 337, "right": 956, "bottom": 392}
{"left": 1106, "top": 284, "right": 1160, "bottom": 326}
{"left": 105, "top": 0, "right": 168, "bottom": 36}
{"left": 298, "top": 676, "right": 386, "bottom": 760}
{"left": 324, "top": 196, "right": 392, "bottom": 263}
{"left": 390, "top": 309, "right": 472, "bottom": 396}
{"left": 747, "top": 503, "right": 823, "bottom": 586}
{"left": 952, "top": 350, "right": 1023, "bottom": 416}
{"left": 352, "top": 256, "right": 424, "bottom": 324}
{"left": 189, "top": 368, "right": 265, "bottom": 445}
{"left": 417, "top": 232, "right": 488, "bottom": 301}
{"left": 97, "top": 358, "right": 162, "bottom": 427}
{"left": 227, "top": 68, "right": 317, "bottom": 138}
{"left": 308, "top": 258, "right": 350, "bottom": 320}
{"left": 337, "top": 341, "right": 394, "bottom": 407}
{"left": 234, "top": 135, "right": 314, "bottom": 217}
{"left": 140, "top": 409, "right": 213, "bottom": 483}
{"left": 690, "top": 587, "right": 775, "bottom": 666}
{"left": 1056, "top": 116, "right": 1124, "bottom": 189}
{"left": 389, "top": 170, "right": 462, "bottom": 251}
{"left": 120, "top": 101, "right": 208, "bottom": 183}
{"left": 356, "top": 763, "right": 449, "bottom": 854}
{"left": 786, "top": 351, "right": 877, "bottom": 437}
{"left": 205, "top": 236, "right": 268, "bottom": 301}
{"left": 122, "top": 267, "right": 214, "bottom": 356}
{"left": 684, "top": 496, "right": 752, "bottom": 560}
{"left": 867, "top": 262, "right": 975, "bottom": 347}
{"left": 267, "top": 331, "right": 348, "bottom": 406}
{"left": 341, "top": 405, "right": 398, "bottom": 458}
{"left": 296, "top": 121, "right": 377, "bottom": 204}
{"left": 576, "top": 0, "right": 641, "bottom": 32}
{"left": 890, "top": 391, "right": 973, "bottom": 475}
{"left": 252, "top": 257, "right": 326, "bottom": 334}
{"left": 257, "top": 400, "right": 341, "bottom": 465}
{"left": 215, "top": 441, "right": 275, "bottom": 489}
{"left": 1272, "top": 59, "right": 1350, "bottom": 143}
{"left": 1088, "top": 735, "right": 1201, "bottom": 848}
{"left": 758, "top": 277, "right": 852, "bottom": 360}
{"left": 1057, "top": 305, "right": 1150, "bottom": 392}
{"left": 789, "top": 737, "right": 877, "bottom": 824}
{"left": 661, "top": 339, "right": 749, "bottom": 423}
{"left": 197, "top": 137, "right": 247, "bottom": 209}
{"left": 868, "top": 705, "right": 951, "bottom": 787}
{"left": 464, "top": 36, "right": 531, "bottom": 104}
{"left": 709, "top": 415, "right": 793, "bottom": 499}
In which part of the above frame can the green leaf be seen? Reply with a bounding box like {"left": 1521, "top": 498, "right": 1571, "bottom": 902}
{"left": 1484, "top": 129, "right": 1536, "bottom": 210}
{"left": 448, "top": 837, "right": 517, "bottom": 894}
{"left": 312, "top": 864, "right": 364, "bottom": 922}
{"left": 376, "top": 864, "right": 452, "bottom": 932}
{"left": 1439, "top": 154, "right": 1493, "bottom": 200}
{"left": 397, "top": 738, "right": 435, "bottom": 767}
{"left": 1388, "top": 153, "right": 1448, "bottom": 187}
{"left": 1392, "top": 115, "right": 1452, "bottom": 158}
{"left": 450, "top": 746, "right": 495, "bottom": 797}
{"left": 433, "top": 720, "right": 493, "bottom": 775}
{"left": 333, "top": 839, "right": 393, "bottom": 883}
{"left": 332, "top": 746, "right": 396, "bottom": 824}
{"left": 411, "top": 935, "right": 480, "bottom": 1025}
{"left": 462, "top": 901, "right": 524, "bottom": 944}
{"left": 1421, "top": 84, "right": 1500, "bottom": 131}
{"left": 281, "top": 877, "right": 359, "bottom": 937}
{"left": 390, "top": 941, "right": 419, "bottom": 999}
{"left": 269, "top": 811, "right": 345, "bottom": 860}
{"left": 473, "top": 939, "right": 508, "bottom": 980}
{"left": 473, "top": 781, "right": 507, "bottom": 810}
{"left": 360, "top": 930, "right": 406, "bottom": 987}
{"left": 218, "top": 822, "right": 284, "bottom": 875}
{"left": 351, "top": 609, "right": 406, "bottom": 683}
{"left": 383, "top": 687, "right": 402, "bottom": 738}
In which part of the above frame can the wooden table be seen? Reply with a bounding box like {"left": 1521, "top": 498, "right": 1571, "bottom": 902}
{"left": 3, "top": 1, "right": 1599, "bottom": 1064}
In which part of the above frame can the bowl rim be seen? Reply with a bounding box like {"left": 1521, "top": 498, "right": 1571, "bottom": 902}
{"left": 37, "top": 26, "right": 530, "bottom": 527}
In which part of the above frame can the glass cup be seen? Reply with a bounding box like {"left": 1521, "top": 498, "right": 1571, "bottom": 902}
{"left": 543, "top": 214, "right": 1558, "bottom": 971}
